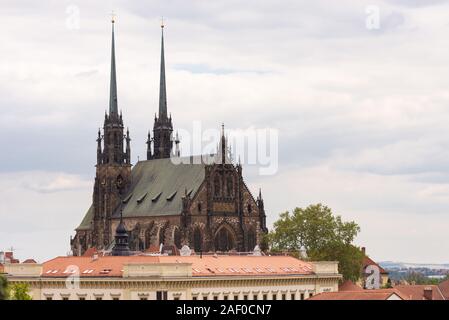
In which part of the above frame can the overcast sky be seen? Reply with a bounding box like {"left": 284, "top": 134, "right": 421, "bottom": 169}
{"left": 1, "top": 0, "right": 449, "bottom": 264}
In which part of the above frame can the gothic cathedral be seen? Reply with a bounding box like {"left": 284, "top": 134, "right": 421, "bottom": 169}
{"left": 70, "top": 19, "right": 267, "bottom": 256}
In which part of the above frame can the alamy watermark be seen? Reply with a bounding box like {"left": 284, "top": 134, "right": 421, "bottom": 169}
{"left": 167, "top": 122, "right": 279, "bottom": 176}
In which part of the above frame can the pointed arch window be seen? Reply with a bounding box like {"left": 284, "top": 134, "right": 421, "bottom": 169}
{"left": 226, "top": 176, "right": 234, "bottom": 197}
{"left": 214, "top": 226, "right": 235, "bottom": 252}
{"left": 247, "top": 229, "right": 256, "bottom": 251}
{"left": 193, "top": 228, "right": 202, "bottom": 252}
{"left": 173, "top": 228, "right": 181, "bottom": 249}
{"left": 214, "top": 175, "right": 221, "bottom": 197}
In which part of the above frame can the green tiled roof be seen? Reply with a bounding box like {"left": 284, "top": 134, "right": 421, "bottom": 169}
{"left": 77, "top": 205, "right": 94, "bottom": 230}
{"left": 76, "top": 156, "right": 207, "bottom": 230}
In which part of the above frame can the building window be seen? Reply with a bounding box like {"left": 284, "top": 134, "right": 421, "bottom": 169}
{"left": 46, "top": 297, "right": 53, "bottom": 300}
{"left": 112, "top": 297, "right": 119, "bottom": 301}
{"left": 253, "top": 294, "right": 258, "bottom": 300}
{"left": 214, "top": 175, "right": 221, "bottom": 197}
{"left": 192, "top": 296, "right": 197, "bottom": 301}
{"left": 79, "top": 297, "right": 86, "bottom": 301}
{"left": 173, "top": 228, "right": 182, "bottom": 249}
{"left": 223, "top": 295, "right": 228, "bottom": 300}
{"left": 247, "top": 229, "right": 256, "bottom": 251}
{"left": 62, "top": 297, "right": 69, "bottom": 301}
{"left": 243, "top": 295, "right": 248, "bottom": 300}
{"left": 156, "top": 291, "right": 168, "bottom": 300}
{"left": 291, "top": 293, "right": 295, "bottom": 300}
{"left": 193, "top": 228, "right": 202, "bottom": 252}
{"left": 213, "top": 296, "right": 218, "bottom": 300}
{"left": 272, "top": 294, "right": 277, "bottom": 300}
{"left": 140, "top": 297, "right": 148, "bottom": 301}
{"left": 174, "top": 297, "right": 180, "bottom": 301}
{"left": 203, "top": 296, "right": 208, "bottom": 300}
{"left": 300, "top": 293, "right": 305, "bottom": 300}
{"left": 214, "top": 227, "right": 235, "bottom": 252}
{"left": 95, "top": 297, "right": 102, "bottom": 301}
{"left": 234, "top": 295, "right": 239, "bottom": 300}
{"left": 282, "top": 294, "right": 286, "bottom": 300}
{"left": 197, "top": 203, "right": 202, "bottom": 213}
{"left": 263, "top": 294, "right": 267, "bottom": 300}
{"left": 226, "top": 177, "right": 234, "bottom": 197}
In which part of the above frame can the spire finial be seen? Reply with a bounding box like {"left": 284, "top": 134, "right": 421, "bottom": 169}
{"left": 161, "top": 16, "right": 164, "bottom": 28}
{"left": 220, "top": 123, "right": 226, "bottom": 165}
{"left": 111, "top": 10, "right": 116, "bottom": 24}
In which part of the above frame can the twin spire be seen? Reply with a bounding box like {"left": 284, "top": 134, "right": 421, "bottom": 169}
{"left": 108, "top": 16, "right": 167, "bottom": 120}
{"left": 159, "top": 21, "right": 168, "bottom": 120}
{"left": 107, "top": 16, "right": 173, "bottom": 160}
{"left": 109, "top": 16, "right": 118, "bottom": 116}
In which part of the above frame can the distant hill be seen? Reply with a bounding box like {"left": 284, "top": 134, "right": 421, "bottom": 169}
{"left": 380, "top": 261, "right": 449, "bottom": 270}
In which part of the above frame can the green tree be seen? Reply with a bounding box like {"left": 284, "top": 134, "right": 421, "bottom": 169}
{"left": 0, "top": 275, "right": 9, "bottom": 300}
{"left": 9, "top": 283, "right": 32, "bottom": 300}
{"left": 268, "top": 204, "right": 364, "bottom": 282}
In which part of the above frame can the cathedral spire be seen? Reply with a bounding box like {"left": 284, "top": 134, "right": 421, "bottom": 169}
{"left": 158, "top": 19, "right": 167, "bottom": 119}
{"left": 109, "top": 14, "right": 118, "bottom": 116}
{"left": 150, "top": 19, "right": 174, "bottom": 160}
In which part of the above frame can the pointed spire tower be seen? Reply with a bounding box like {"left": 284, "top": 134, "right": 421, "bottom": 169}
{"left": 109, "top": 16, "right": 118, "bottom": 117}
{"left": 89, "top": 14, "right": 132, "bottom": 252}
{"left": 148, "top": 19, "right": 174, "bottom": 160}
{"left": 100, "top": 14, "right": 130, "bottom": 165}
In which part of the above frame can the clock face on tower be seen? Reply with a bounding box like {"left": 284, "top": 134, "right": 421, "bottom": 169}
{"left": 116, "top": 175, "right": 123, "bottom": 188}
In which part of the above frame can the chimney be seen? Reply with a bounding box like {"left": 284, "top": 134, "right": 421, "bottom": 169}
{"left": 423, "top": 287, "right": 433, "bottom": 300}
{"left": 361, "top": 247, "right": 366, "bottom": 255}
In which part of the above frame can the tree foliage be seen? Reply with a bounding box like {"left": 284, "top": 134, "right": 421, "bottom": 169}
{"left": 268, "top": 204, "right": 364, "bottom": 282}
{"left": 9, "top": 283, "right": 32, "bottom": 300}
{"left": 0, "top": 275, "right": 9, "bottom": 300}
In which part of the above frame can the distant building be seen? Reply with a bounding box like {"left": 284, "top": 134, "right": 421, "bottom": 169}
{"left": 438, "top": 279, "right": 449, "bottom": 300}
{"left": 393, "top": 285, "right": 445, "bottom": 300}
{"left": 335, "top": 279, "right": 446, "bottom": 300}
{"left": 3, "top": 253, "right": 341, "bottom": 300}
{"left": 308, "top": 289, "right": 406, "bottom": 300}
{"left": 358, "top": 247, "right": 389, "bottom": 289}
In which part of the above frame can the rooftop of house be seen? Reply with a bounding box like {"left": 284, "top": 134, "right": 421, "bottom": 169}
{"left": 393, "top": 284, "right": 445, "bottom": 300}
{"left": 438, "top": 279, "right": 449, "bottom": 300}
{"left": 308, "top": 289, "right": 407, "bottom": 300}
{"left": 339, "top": 280, "right": 364, "bottom": 291}
{"left": 39, "top": 254, "right": 318, "bottom": 278}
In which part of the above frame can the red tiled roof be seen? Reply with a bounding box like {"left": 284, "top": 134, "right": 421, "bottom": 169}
{"left": 339, "top": 280, "right": 363, "bottom": 292}
{"left": 308, "top": 289, "right": 407, "bottom": 300}
{"left": 145, "top": 245, "right": 160, "bottom": 253}
{"left": 394, "top": 285, "right": 445, "bottom": 300}
{"left": 23, "top": 259, "right": 37, "bottom": 264}
{"left": 41, "top": 255, "right": 315, "bottom": 278}
{"left": 363, "top": 256, "right": 387, "bottom": 274}
{"left": 438, "top": 279, "right": 449, "bottom": 300}
{"left": 81, "top": 248, "right": 99, "bottom": 257}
